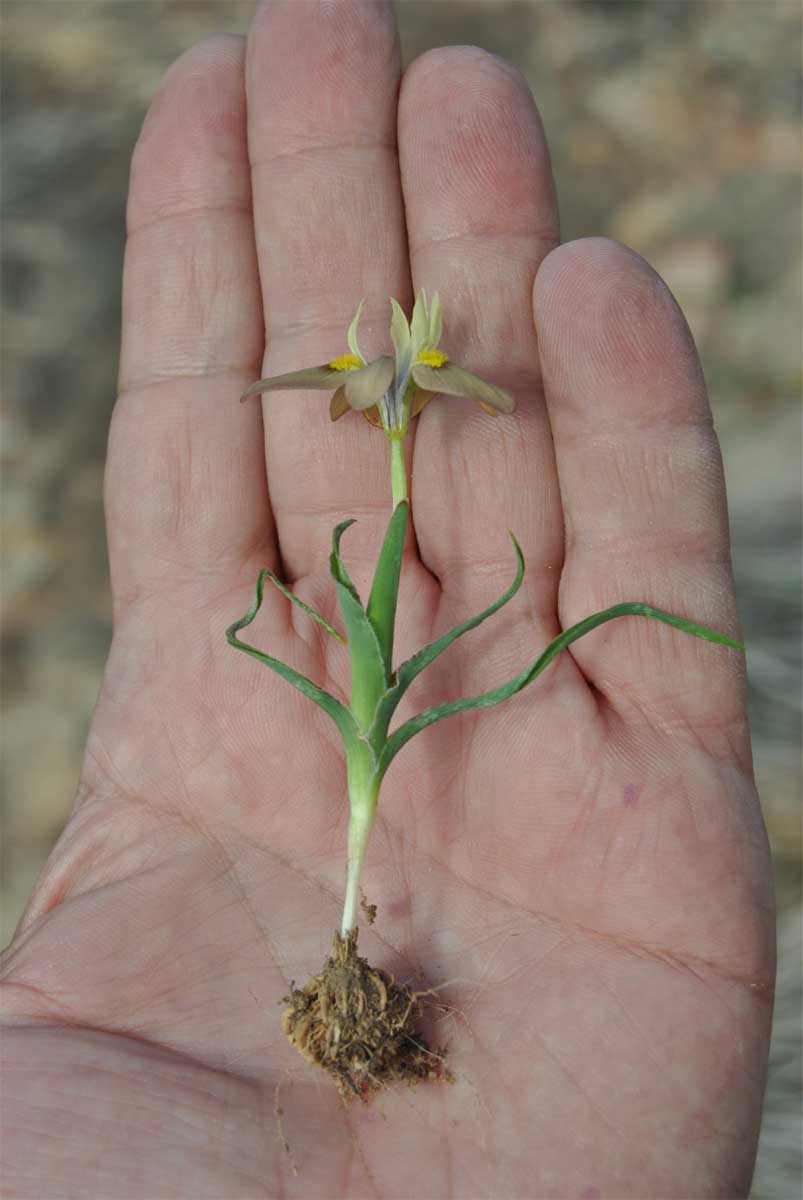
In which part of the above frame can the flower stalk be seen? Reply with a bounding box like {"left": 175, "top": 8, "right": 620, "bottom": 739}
{"left": 390, "top": 437, "right": 407, "bottom": 508}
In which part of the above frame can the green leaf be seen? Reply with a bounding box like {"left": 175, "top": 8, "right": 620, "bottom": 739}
{"left": 329, "top": 520, "right": 360, "bottom": 600}
{"left": 366, "top": 500, "right": 409, "bottom": 673}
{"left": 399, "top": 532, "right": 523, "bottom": 694}
{"left": 264, "top": 571, "right": 345, "bottom": 642}
{"left": 370, "top": 532, "right": 524, "bottom": 742}
{"left": 378, "top": 601, "right": 743, "bottom": 776}
{"left": 226, "top": 571, "right": 359, "bottom": 751}
{"left": 330, "top": 521, "right": 388, "bottom": 730}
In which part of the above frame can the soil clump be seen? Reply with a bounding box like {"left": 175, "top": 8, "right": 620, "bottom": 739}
{"left": 281, "top": 930, "right": 452, "bottom": 1099}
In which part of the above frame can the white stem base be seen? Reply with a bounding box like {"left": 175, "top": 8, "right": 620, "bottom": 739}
{"left": 340, "top": 809, "right": 374, "bottom": 937}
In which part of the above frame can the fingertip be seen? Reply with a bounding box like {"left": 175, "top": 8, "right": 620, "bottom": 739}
{"left": 533, "top": 236, "right": 704, "bottom": 421}
{"left": 129, "top": 34, "right": 248, "bottom": 235}
{"left": 400, "top": 45, "right": 556, "bottom": 245}
{"left": 247, "top": 0, "right": 400, "bottom": 148}
{"left": 402, "top": 43, "right": 532, "bottom": 94}
{"left": 535, "top": 236, "right": 665, "bottom": 319}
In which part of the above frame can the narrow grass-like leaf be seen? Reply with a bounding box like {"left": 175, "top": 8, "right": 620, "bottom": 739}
{"left": 369, "top": 533, "right": 524, "bottom": 742}
{"left": 330, "top": 520, "right": 361, "bottom": 603}
{"left": 226, "top": 571, "right": 359, "bottom": 750}
{"left": 264, "top": 571, "right": 345, "bottom": 642}
{"left": 378, "top": 602, "right": 743, "bottom": 775}
{"left": 367, "top": 500, "right": 409, "bottom": 673}
{"left": 397, "top": 533, "right": 523, "bottom": 693}
{"left": 330, "top": 520, "right": 388, "bottom": 729}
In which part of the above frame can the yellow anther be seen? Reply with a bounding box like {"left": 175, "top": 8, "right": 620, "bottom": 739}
{"left": 416, "top": 348, "right": 448, "bottom": 368}
{"left": 328, "top": 353, "right": 362, "bottom": 371}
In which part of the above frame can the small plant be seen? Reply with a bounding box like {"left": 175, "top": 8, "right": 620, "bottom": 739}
{"left": 227, "top": 291, "right": 742, "bottom": 1099}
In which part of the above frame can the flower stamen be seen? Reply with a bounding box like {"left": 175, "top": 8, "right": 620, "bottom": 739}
{"left": 329, "top": 353, "right": 363, "bottom": 371}
{"left": 416, "top": 348, "right": 449, "bottom": 368}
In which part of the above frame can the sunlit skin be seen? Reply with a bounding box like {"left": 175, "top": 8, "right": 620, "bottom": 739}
{"left": 1, "top": 4, "right": 773, "bottom": 1198}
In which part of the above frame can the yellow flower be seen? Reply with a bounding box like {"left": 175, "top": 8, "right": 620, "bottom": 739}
{"left": 241, "top": 291, "right": 514, "bottom": 435}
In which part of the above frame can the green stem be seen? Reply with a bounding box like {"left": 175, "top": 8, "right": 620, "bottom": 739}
{"left": 390, "top": 436, "right": 407, "bottom": 508}
{"left": 339, "top": 439, "right": 408, "bottom": 931}
{"left": 342, "top": 744, "right": 380, "bottom": 935}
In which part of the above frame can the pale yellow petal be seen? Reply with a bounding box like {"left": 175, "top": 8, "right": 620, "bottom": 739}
{"left": 329, "top": 385, "right": 350, "bottom": 421}
{"left": 344, "top": 355, "right": 394, "bottom": 410}
{"left": 428, "top": 292, "right": 442, "bottom": 347}
{"left": 389, "top": 297, "right": 411, "bottom": 363}
{"left": 240, "top": 365, "right": 339, "bottom": 400}
{"left": 346, "top": 299, "right": 365, "bottom": 362}
{"left": 411, "top": 362, "right": 515, "bottom": 413}
{"left": 410, "top": 287, "right": 429, "bottom": 351}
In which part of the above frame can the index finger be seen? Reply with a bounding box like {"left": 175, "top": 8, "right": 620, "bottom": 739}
{"left": 245, "top": 0, "right": 412, "bottom": 585}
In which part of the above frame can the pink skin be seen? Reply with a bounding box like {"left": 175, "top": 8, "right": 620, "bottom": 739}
{"left": 1, "top": 4, "right": 773, "bottom": 1198}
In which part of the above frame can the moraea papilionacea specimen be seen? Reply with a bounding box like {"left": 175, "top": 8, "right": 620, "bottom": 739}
{"left": 228, "top": 290, "right": 743, "bottom": 936}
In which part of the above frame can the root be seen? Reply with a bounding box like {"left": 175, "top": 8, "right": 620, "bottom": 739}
{"left": 281, "top": 930, "right": 453, "bottom": 1101}
{"left": 273, "top": 1076, "right": 299, "bottom": 1177}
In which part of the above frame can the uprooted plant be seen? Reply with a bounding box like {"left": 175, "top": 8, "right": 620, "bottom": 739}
{"left": 227, "top": 290, "right": 742, "bottom": 1099}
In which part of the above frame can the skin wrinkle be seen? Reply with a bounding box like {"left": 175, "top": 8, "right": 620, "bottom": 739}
{"left": 588, "top": 643, "right": 745, "bottom": 735}
{"left": 249, "top": 139, "right": 398, "bottom": 174}
{"left": 125, "top": 200, "right": 254, "bottom": 242}
{"left": 117, "top": 367, "right": 253, "bottom": 403}
{"left": 339, "top": 1099, "right": 383, "bottom": 1200}
{"left": 64, "top": 657, "right": 768, "bottom": 1003}
{"left": 533, "top": 1027, "right": 626, "bottom": 1143}
{"left": 120, "top": 215, "right": 261, "bottom": 375}
{"left": 108, "top": 546, "right": 263, "bottom": 613}
{"left": 22, "top": 771, "right": 769, "bottom": 1014}
{"left": 407, "top": 226, "right": 559, "bottom": 260}
{"left": 5, "top": 1033, "right": 270, "bottom": 1190}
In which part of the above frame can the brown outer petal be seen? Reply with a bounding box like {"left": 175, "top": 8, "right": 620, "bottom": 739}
{"left": 411, "top": 362, "right": 515, "bottom": 413}
{"left": 329, "top": 385, "right": 350, "bottom": 421}
{"left": 361, "top": 405, "right": 384, "bottom": 428}
{"left": 411, "top": 387, "right": 436, "bottom": 416}
{"left": 240, "top": 364, "right": 344, "bottom": 400}
{"left": 343, "top": 355, "right": 394, "bottom": 411}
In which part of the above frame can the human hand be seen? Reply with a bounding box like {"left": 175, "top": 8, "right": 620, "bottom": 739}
{"left": 1, "top": 4, "right": 773, "bottom": 1197}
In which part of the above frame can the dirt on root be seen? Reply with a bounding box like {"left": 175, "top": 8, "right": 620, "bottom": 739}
{"left": 281, "top": 930, "right": 452, "bottom": 1100}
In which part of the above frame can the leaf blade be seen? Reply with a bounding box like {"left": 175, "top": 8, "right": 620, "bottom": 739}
{"left": 398, "top": 532, "right": 524, "bottom": 693}
{"left": 366, "top": 500, "right": 409, "bottom": 673}
{"left": 369, "top": 533, "right": 524, "bottom": 741}
{"left": 330, "top": 521, "right": 388, "bottom": 730}
{"left": 226, "top": 571, "right": 359, "bottom": 750}
{"left": 264, "top": 571, "right": 345, "bottom": 642}
{"left": 378, "top": 602, "right": 743, "bottom": 775}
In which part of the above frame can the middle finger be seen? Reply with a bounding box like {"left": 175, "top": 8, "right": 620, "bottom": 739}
{"left": 246, "top": 0, "right": 410, "bottom": 584}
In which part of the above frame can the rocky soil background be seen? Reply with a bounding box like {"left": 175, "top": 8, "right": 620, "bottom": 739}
{"left": 2, "top": 2, "right": 801, "bottom": 1195}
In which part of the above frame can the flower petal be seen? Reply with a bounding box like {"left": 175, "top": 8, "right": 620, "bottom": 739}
{"left": 411, "top": 362, "right": 515, "bottom": 413}
{"left": 240, "top": 365, "right": 341, "bottom": 400}
{"left": 389, "top": 297, "right": 411, "bottom": 364}
{"left": 428, "top": 291, "right": 442, "bottom": 347}
{"left": 362, "top": 405, "right": 383, "bottom": 428}
{"left": 410, "top": 288, "right": 429, "bottom": 352}
{"left": 329, "top": 385, "right": 350, "bottom": 422}
{"left": 344, "top": 355, "right": 394, "bottom": 410}
{"left": 346, "top": 299, "right": 366, "bottom": 362}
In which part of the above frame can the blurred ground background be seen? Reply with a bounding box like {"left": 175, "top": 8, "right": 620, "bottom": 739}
{"left": 2, "top": 1, "right": 801, "bottom": 1195}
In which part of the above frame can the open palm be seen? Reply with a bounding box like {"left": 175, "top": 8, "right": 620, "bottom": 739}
{"left": 2, "top": 4, "right": 773, "bottom": 1197}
